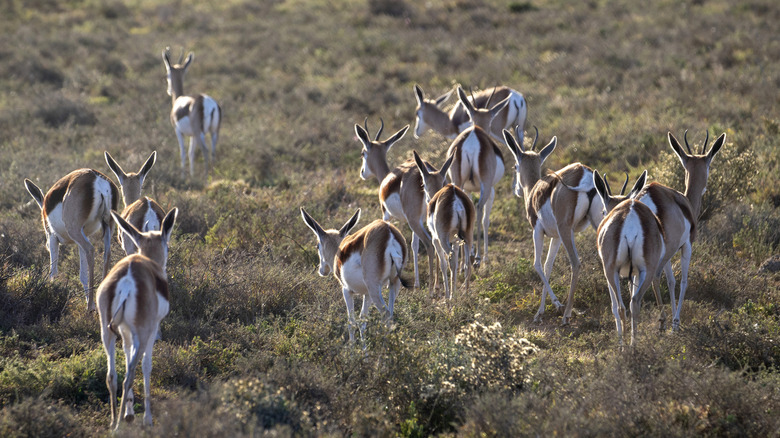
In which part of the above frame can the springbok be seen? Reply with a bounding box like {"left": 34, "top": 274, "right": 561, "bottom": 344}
{"left": 503, "top": 127, "right": 605, "bottom": 324}
{"left": 24, "top": 170, "right": 119, "bottom": 311}
{"left": 355, "top": 119, "right": 438, "bottom": 291}
{"left": 639, "top": 131, "right": 725, "bottom": 331}
{"left": 162, "top": 47, "right": 222, "bottom": 178}
{"left": 413, "top": 151, "right": 475, "bottom": 302}
{"left": 97, "top": 208, "right": 177, "bottom": 430}
{"left": 300, "top": 208, "right": 410, "bottom": 344}
{"left": 444, "top": 92, "right": 506, "bottom": 268}
{"left": 104, "top": 151, "right": 166, "bottom": 255}
{"left": 413, "top": 84, "right": 527, "bottom": 142}
{"left": 594, "top": 170, "right": 665, "bottom": 347}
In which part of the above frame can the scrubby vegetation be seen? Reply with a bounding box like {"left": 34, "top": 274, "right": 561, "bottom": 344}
{"left": 1, "top": 0, "right": 779, "bottom": 435}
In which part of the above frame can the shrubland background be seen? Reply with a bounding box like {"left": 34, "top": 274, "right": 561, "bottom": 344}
{"left": 1, "top": 0, "right": 779, "bottom": 436}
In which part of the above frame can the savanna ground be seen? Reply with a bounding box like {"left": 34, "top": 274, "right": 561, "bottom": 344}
{"left": 0, "top": 0, "right": 779, "bottom": 436}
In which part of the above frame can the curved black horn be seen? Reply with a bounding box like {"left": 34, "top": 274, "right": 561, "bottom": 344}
{"left": 531, "top": 126, "right": 540, "bottom": 151}
{"left": 683, "top": 129, "right": 693, "bottom": 155}
{"left": 620, "top": 172, "right": 630, "bottom": 196}
{"left": 700, "top": 130, "right": 709, "bottom": 154}
{"left": 375, "top": 118, "right": 384, "bottom": 141}
{"left": 178, "top": 48, "right": 185, "bottom": 65}
{"left": 485, "top": 86, "right": 497, "bottom": 107}
{"left": 603, "top": 173, "right": 613, "bottom": 196}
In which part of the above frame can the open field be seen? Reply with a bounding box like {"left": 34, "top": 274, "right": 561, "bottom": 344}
{"left": 1, "top": 0, "right": 779, "bottom": 436}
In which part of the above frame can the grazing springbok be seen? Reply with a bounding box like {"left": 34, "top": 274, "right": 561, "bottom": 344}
{"left": 413, "top": 84, "right": 527, "bottom": 142}
{"left": 638, "top": 131, "right": 725, "bottom": 331}
{"left": 300, "top": 208, "right": 410, "bottom": 344}
{"left": 413, "top": 151, "right": 476, "bottom": 303}
{"left": 503, "top": 127, "right": 605, "bottom": 324}
{"left": 356, "top": 119, "right": 438, "bottom": 291}
{"left": 104, "top": 151, "right": 166, "bottom": 255}
{"left": 97, "top": 208, "right": 177, "bottom": 430}
{"left": 594, "top": 170, "right": 665, "bottom": 347}
{"left": 162, "top": 47, "right": 222, "bottom": 178}
{"left": 24, "top": 170, "right": 119, "bottom": 311}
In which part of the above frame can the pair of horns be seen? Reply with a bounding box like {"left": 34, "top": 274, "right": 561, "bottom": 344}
{"left": 602, "top": 172, "right": 631, "bottom": 196}
{"left": 514, "top": 125, "right": 540, "bottom": 151}
{"left": 683, "top": 129, "right": 710, "bottom": 155}
{"left": 363, "top": 117, "right": 384, "bottom": 141}
{"left": 164, "top": 46, "right": 186, "bottom": 65}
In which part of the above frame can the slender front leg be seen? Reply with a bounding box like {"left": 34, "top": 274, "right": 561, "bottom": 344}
{"left": 480, "top": 187, "right": 495, "bottom": 267}
{"left": 141, "top": 340, "right": 154, "bottom": 426}
{"left": 543, "top": 237, "right": 562, "bottom": 278}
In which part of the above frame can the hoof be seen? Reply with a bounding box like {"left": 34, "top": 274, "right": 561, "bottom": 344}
{"left": 561, "top": 317, "right": 571, "bottom": 326}
{"left": 124, "top": 414, "right": 135, "bottom": 423}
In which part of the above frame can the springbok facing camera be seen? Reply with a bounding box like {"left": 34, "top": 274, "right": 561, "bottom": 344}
{"left": 413, "top": 151, "right": 475, "bottom": 303}
{"left": 355, "top": 119, "right": 438, "bottom": 291}
{"left": 162, "top": 47, "right": 222, "bottom": 178}
{"left": 300, "top": 208, "right": 410, "bottom": 344}
{"left": 104, "top": 151, "right": 165, "bottom": 255}
{"left": 639, "top": 130, "right": 725, "bottom": 331}
{"left": 97, "top": 208, "right": 177, "bottom": 431}
{"left": 413, "top": 84, "right": 527, "bottom": 142}
{"left": 594, "top": 170, "right": 664, "bottom": 347}
{"left": 24, "top": 169, "right": 119, "bottom": 311}
{"left": 503, "top": 127, "right": 604, "bottom": 324}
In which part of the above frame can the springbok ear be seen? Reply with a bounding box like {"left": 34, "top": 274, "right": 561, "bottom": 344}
{"left": 439, "top": 153, "right": 455, "bottom": 177}
{"left": 539, "top": 136, "right": 557, "bottom": 163}
{"left": 668, "top": 131, "right": 689, "bottom": 166}
{"left": 435, "top": 88, "right": 453, "bottom": 107}
{"left": 707, "top": 132, "right": 726, "bottom": 164}
{"left": 162, "top": 48, "right": 172, "bottom": 69}
{"left": 139, "top": 151, "right": 157, "bottom": 178}
{"left": 104, "top": 151, "right": 126, "bottom": 183}
{"left": 414, "top": 84, "right": 425, "bottom": 105}
{"left": 385, "top": 125, "right": 409, "bottom": 150}
{"left": 301, "top": 207, "right": 325, "bottom": 237}
{"left": 112, "top": 210, "right": 142, "bottom": 248}
{"left": 160, "top": 208, "right": 178, "bottom": 243}
{"left": 24, "top": 179, "right": 44, "bottom": 210}
{"left": 503, "top": 129, "right": 521, "bottom": 160}
{"left": 628, "top": 170, "right": 648, "bottom": 199}
{"left": 340, "top": 209, "right": 361, "bottom": 238}
{"left": 456, "top": 87, "right": 475, "bottom": 114}
{"left": 593, "top": 170, "right": 610, "bottom": 206}
{"left": 412, "top": 150, "right": 428, "bottom": 177}
{"left": 354, "top": 124, "right": 371, "bottom": 147}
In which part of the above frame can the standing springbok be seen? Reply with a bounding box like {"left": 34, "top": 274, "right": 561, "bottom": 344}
{"left": 24, "top": 170, "right": 119, "bottom": 311}
{"left": 300, "top": 208, "right": 410, "bottom": 344}
{"left": 356, "top": 119, "right": 438, "bottom": 291}
{"left": 413, "top": 84, "right": 527, "bottom": 142}
{"left": 445, "top": 93, "right": 506, "bottom": 268}
{"left": 162, "top": 47, "right": 222, "bottom": 178}
{"left": 503, "top": 127, "right": 605, "bottom": 324}
{"left": 413, "top": 151, "right": 475, "bottom": 303}
{"left": 594, "top": 170, "right": 665, "bottom": 347}
{"left": 638, "top": 131, "right": 725, "bottom": 331}
{"left": 104, "top": 151, "right": 166, "bottom": 255}
{"left": 97, "top": 208, "right": 177, "bottom": 430}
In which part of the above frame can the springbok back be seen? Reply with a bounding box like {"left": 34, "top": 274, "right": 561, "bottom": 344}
{"left": 97, "top": 208, "right": 177, "bottom": 430}
{"left": 24, "top": 169, "right": 119, "bottom": 311}
{"left": 162, "top": 47, "right": 222, "bottom": 178}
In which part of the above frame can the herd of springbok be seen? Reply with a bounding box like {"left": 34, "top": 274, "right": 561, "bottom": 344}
{"left": 19, "top": 47, "right": 725, "bottom": 430}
